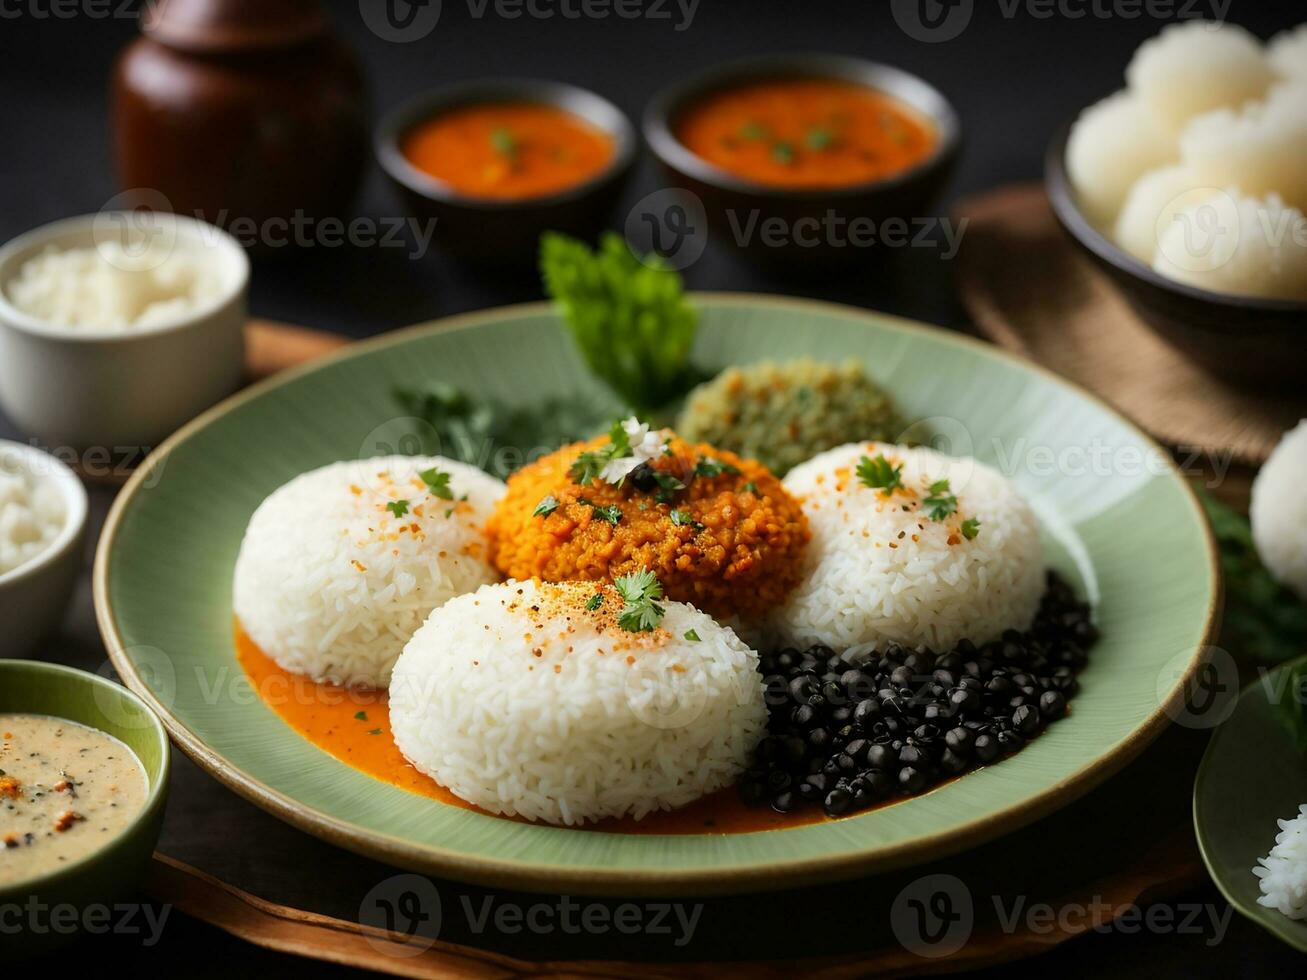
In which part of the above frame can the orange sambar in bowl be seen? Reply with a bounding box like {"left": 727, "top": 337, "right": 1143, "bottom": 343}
{"left": 401, "top": 103, "right": 616, "bottom": 200}
{"left": 675, "top": 78, "right": 937, "bottom": 190}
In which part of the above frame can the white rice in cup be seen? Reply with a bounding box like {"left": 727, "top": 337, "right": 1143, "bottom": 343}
{"left": 1269, "top": 24, "right": 1307, "bottom": 82}
{"left": 0, "top": 451, "right": 66, "bottom": 577}
{"left": 1066, "top": 90, "right": 1178, "bottom": 229}
{"left": 1113, "top": 165, "right": 1211, "bottom": 264}
{"left": 1250, "top": 420, "right": 1307, "bottom": 601}
{"left": 232, "top": 455, "right": 505, "bottom": 689}
{"left": 389, "top": 579, "right": 767, "bottom": 825}
{"left": 1125, "top": 20, "right": 1273, "bottom": 131}
{"left": 1254, "top": 803, "right": 1307, "bottom": 920}
{"left": 772, "top": 442, "right": 1044, "bottom": 653}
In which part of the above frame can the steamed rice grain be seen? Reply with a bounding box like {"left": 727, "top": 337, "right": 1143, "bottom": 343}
{"left": 1066, "top": 90, "right": 1178, "bottom": 228}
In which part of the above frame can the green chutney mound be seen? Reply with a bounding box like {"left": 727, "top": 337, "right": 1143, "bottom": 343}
{"left": 675, "top": 359, "right": 903, "bottom": 476}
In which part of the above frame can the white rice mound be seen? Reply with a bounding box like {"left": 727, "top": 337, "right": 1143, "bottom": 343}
{"left": 233, "top": 455, "right": 505, "bottom": 688}
{"left": 772, "top": 443, "right": 1044, "bottom": 653}
{"left": 1269, "top": 24, "right": 1307, "bottom": 81}
{"left": 1114, "top": 165, "right": 1212, "bottom": 264}
{"left": 1152, "top": 191, "right": 1307, "bottom": 301}
{"left": 389, "top": 579, "right": 766, "bottom": 825}
{"left": 1250, "top": 420, "right": 1307, "bottom": 601}
{"left": 1125, "top": 20, "right": 1273, "bottom": 131}
{"left": 1254, "top": 803, "right": 1307, "bottom": 920}
{"left": 1066, "top": 90, "right": 1178, "bottom": 229}
{"left": 1180, "top": 86, "right": 1307, "bottom": 212}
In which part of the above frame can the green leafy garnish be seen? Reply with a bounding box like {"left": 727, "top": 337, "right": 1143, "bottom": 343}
{"left": 385, "top": 499, "right": 410, "bottom": 518}
{"left": 805, "top": 126, "right": 835, "bottom": 150}
{"left": 541, "top": 233, "right": 700, "bottom": 415}
{"left": 684, "top": 629, "right": 700, "bottom": 642}
{"left": 591, "top": 504, "right": 623, "bottom": 526}
{"left": 742, "top": 481, "right": 759, "bottom": 495}
{"left": 693, "top": 456, "right": 740, "bottom": 479}
{"left": 1200, "top": 490, "right": 1307, "bottom": 664}
{"left": 418, "top": 467, "right": 453, "bottom": 500}
{"left": 856, "top": 454, "right": 903, "bottom": 493}
{"left": 740, "top": 121, "right": 767, "bottom": 140}
{"left": 354, "top": 711, "right": 368, "bottom": 721}
{"left": 490, "top": 127, "right": 517, "bottom": 159}
{"left": 534, "top": 495, "right": 560, "bottom": 519}
{"left": 771, "top": 141, "right": 796, "bottom": 165}
{"left": 652, "top": 471, "right": 686, "bottom": 492}
{"left": 367, "top": 729, "right": 383, "bottom": 736}
{"left": 669, "top": 509, "right": 704, "bottom": 531}
{"left": 613, "top": 568, "right": 666, "bottom": 632}
{"left": 585, "top": 592, "right": 604, "bottom": 611}
{"left": 923, "top": 479, "right": 959, "bottom": 521}
{"left": 569, "top": 420, "right": 634, "bottom": 486}
{"left": 961, "top": 518, "right": 982, "bottom": 540}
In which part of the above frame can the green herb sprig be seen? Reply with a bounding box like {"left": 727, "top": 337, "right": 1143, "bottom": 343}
{"left": 613, "top": 568, "right": 666, "bottom": 632}
{"left": 856, "top": 454, "right": 903, "bottom": 494}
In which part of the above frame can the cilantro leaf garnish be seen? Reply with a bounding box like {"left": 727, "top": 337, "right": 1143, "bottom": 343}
{"left": 591, "top": 504, "right": 623, "bottom": 526}
{"left": 385, "top": 499, "right": 410, "bottom": 518}
{"left": 669, "top": 509, "right": 705, "bottom": 531}
{"left": 569, "top": 419, "right": 635, "bottom": 486}
{"left": 354, "top": 711, "right": 368, "bottom": 721}
{"left": 771, "top": 141, "right": 796, "bottom": 165}
{"left": 923, "top": 479, "right": 959, "bottom": 521}
{"left": 684, "top": 629, "right": 701, "bottom": 642}
{"left": 693, "top": 456, "right": 740, "bottom": 479}
{"left": 961, "top": 518, "right": 982, "bottom": 540}
{"left": 805, "top": 126, "right": 835, "bottom": 150}
{"left": 585, "top": 592, "right": 604, "bottom": 611}
{"left": 742, "top": 481, "right": 758, "bottom": 495}
{"left": 534, "top": 495, "right": 560, "bottom": 519}
{"left": 652, "top": 471, "right": 686, "bottom": 492}
{"left": 613, "top": 568, "right": 666, "bottom": 632}
{"left": 490, "top": 127, "right": 517, "bottom": 159}
{"left": 740, "top": 121, "right": 767, "bottom": 140}
{"left": 418, "top": 466, "right": 453, "bottom": 500}
{"left": 856, "top": 454, "right": 902, "bottom": 493}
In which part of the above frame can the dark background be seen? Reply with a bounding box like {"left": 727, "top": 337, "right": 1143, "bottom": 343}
{"left": 3, "top": 0, "right": 1305, "bottom": 974}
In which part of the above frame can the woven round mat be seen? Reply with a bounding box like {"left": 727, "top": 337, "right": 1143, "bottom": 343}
{"left": 954, "top": 183, "right": 1306, "bottom": 467}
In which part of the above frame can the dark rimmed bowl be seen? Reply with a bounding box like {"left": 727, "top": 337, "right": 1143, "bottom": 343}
{"left": 1045, "top": 120, "right": 1307, "bottom": 388}
{"left": 376, "top": 79, "right": 636, "bottom": 265}
{"left": 643, "top": 53, "right": 960, "bottom": 273}
{"left": 0, "top": 659, "right": 170, "bottom": 957}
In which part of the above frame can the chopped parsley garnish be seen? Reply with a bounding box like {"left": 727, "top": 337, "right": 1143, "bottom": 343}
{"left": 533, "top": 495, "right": 560, "bottom": 519}
{"left": 418, "top": 466, "right": 454, "bottom": 500}
{"left": 923, "top": 479, "right": 959, "bottom": 521}
{"left": 961, "top": 518, "right": 982, "bottom": 540}
{"left": 654, "top": 488, "right": 676, "bottom": 505}
{"left": 569, "top": 419, "right": 634, "bottom": 486}
{"left": 805, "top": 126, "right": 835, "bottom": 150}
{"left": 771, "top": 140, "right": 796, "bottom": 165}
{"left": 684, "top": 629, "right": 701, "bottom": 642}
{"left": 384, "top": 499, "right": 410, "bottom": 518}
{"left": 856, "top": 454, "right": 903, "bottom": 493}
{"left": 354, "top": 711, "right": 368, "bottom": 721}
{"left": 669, "top": 509, "right": 705, "bottom": 531}
{"left": 693, "top": 456, "right": 740, "bottom": 479}
{"left": 613, "top": 569, "right": 666, "bottom": 633}
{"left": 591, "top": 504, "right": 623, "bottom": 526}
{"left": 740, "top": 120, "right": 767, "bottom": 140}
{"left": 742, "top": 481, "right": 758, "bottom": 495}
{"left": 444, "top": 508, "right": 454, "bottom": 518}
{"left": 585, "top": 592, "right": 604, "bottom": 611}
{"left": 367, "top": 728, "right": 383, "bottom": 736}
{"left": 652, "top": 471, "right": 686, "bottom": 492}
{"left": 489, "top": 126, "right": 517, "bottom": 159}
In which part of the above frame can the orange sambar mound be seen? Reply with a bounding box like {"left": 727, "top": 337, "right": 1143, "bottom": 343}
{"left": 487, "top": 435, "right": 810, "bottom": 620}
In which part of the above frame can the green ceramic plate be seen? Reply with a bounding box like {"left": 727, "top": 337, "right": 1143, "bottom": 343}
{"left": 95, "top": 295, "right": 1219, "bottom": 895}
{"left": 1195, "top": 655, "right": 1307, "bottom": 951}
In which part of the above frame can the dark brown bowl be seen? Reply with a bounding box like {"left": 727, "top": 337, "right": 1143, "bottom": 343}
{"left": 642, "top": 54, "right": 960, "bottom": 274}
{"left": 1045, "top": 120, "right": 1307, "bottom": 388}
{"left": 376, "top": 79, "right": 636, "bottom": 265}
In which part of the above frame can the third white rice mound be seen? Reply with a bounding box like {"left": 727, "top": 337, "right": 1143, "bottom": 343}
{"left": 773, "top": 443, "right": 1044, "bottom": 652}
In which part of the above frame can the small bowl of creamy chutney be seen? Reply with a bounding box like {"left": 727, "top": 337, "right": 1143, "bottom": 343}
{"left": 0, "top": 660, "right": 169, "bottom": 956}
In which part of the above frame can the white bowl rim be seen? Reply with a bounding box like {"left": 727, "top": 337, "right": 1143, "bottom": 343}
{"left": 0, "top": 439, "right": 89, "bottom": 589}
{"left": 0, "top": 212, "right": 250, "bottom": 344}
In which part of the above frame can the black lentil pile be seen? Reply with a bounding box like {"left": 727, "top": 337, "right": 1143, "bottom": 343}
{"left": 740, "top": 571, "right": 1097, "bottom": 818}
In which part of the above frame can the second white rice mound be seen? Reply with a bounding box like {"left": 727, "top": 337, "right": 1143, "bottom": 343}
{"left": 773, "top": 443, "right": 1044, "bottom": 652}
{"left": 233, "top": 455, "right": 505, "bottom": 688}
{"left": 389, "top": 579, "right": 767, "bottom": 825}
{"left": 1114, "top": 165, "right": 1212, "bottom": 264}
{"left": 1066, "top": 90, "right": 1178, "bottom": 229}
{"left": 1250, "top": 419, "right": 1307, "bottom": 601}
{"left": 1253, "top": 803, "right": 1307, "bottom": 920}
{"left": 1269, "top": 24, "right": 1307, "bottom": 82}
{"left": 1125, "top": 20, "right": 1273, "bottom": 131}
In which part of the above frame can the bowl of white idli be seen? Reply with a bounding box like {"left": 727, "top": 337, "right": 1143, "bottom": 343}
{"left": 1046, "top": 20, "right": 1307, "bottom": 387}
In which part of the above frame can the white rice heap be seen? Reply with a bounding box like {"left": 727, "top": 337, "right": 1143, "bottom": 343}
{"left": 1250, "top": 420, "right": 1307, "bottom": 601}
{"left": 389, "top": 579, "right": 767, "bottom": 825}
{"left": 0, "top": 452, "right": 66, "bottom": 577}
{"left": 1269, "top": 24, "right": 1307, "bottom": 81}
{"left": 1113, "top": 164, "right": 1209, "bottom": 264}
{"left": 1124, "top": 20, "right": 1273, "bottom": 131}
{"left": 1254, "top": 803, "right": 1307, "bottom": 920}
{"left": 772, "top": 443, "right": 1044, "bottom": 653}
{"left": 233, "top": 455, "right": 505, "bottom": 688}
{"left": 1065, "top": 90, "right": 1177, "bottom": 228}
{"left": 1152, "top": 191, "right": 1307, "bottom": 301}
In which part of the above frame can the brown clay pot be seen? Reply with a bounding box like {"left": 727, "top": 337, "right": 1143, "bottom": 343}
{"left": 112, "top": 0, "right": 367, "bottom": 249}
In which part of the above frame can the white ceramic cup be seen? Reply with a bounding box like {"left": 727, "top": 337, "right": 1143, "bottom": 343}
{"left": 0, "top": 440, "right": 89, "bottom": 658}
{"left": 0, "top": 212, "right": 249, "bottom": 453}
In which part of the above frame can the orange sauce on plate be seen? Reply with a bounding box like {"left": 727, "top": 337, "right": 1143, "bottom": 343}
{"left": 675, "top": 78, "right": 936, "bottom": 189}
{"left": 235, "top": 624, "right": 824, "bottom": 834}
{"left": 401, "top": 103, "right": 615, "bottom": 200}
